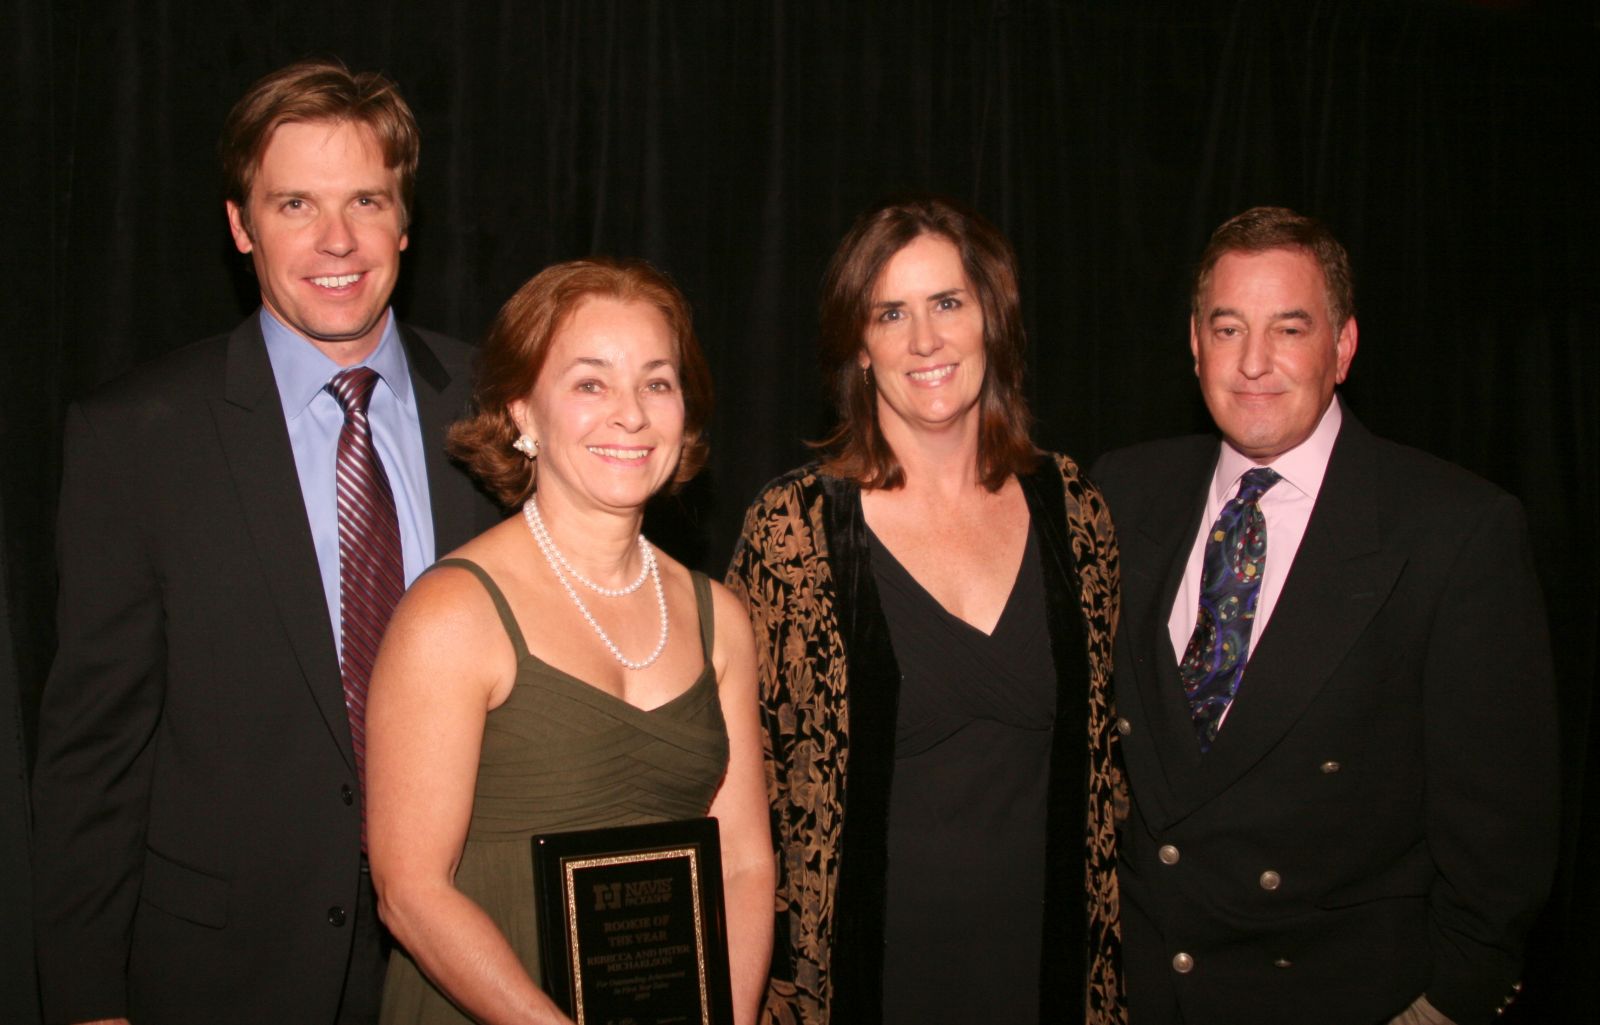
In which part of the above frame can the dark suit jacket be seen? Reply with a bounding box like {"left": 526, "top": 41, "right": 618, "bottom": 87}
{"left": 1091, "top": 406, "right": 1557, "bottom": 1025}
{"left": 30, "top": 316, "right": 501, "bottom": 1025}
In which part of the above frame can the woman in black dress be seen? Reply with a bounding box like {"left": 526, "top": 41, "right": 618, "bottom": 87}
{"left": 727, "top": 196, "right": 1126, "bottom": 1025}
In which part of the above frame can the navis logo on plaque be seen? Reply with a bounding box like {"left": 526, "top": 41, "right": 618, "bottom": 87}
{"left": 593, "top": 878, "right": 674, "bottom": 911}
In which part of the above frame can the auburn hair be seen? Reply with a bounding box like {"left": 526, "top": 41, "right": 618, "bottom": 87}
{"left": 447, "top": 258, "right": 713, "bottom": 508}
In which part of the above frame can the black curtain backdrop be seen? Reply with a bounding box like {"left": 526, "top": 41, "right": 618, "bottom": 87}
{"left": 4, "top": 1, "right": 1595, "bottom": 1020}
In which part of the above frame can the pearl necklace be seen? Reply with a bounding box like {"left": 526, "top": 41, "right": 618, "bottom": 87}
{"left": 523, "top": 497, "right": 650, "bottom": 596}
{"left": 522, "top": 497, "right": 669, "bottom": 671}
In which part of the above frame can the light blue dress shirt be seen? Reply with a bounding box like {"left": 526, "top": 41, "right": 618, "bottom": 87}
{"left": 260, "top": 307, "right": 437, "bottom": 659}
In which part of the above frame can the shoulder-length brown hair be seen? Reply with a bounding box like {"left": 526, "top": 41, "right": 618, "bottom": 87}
{"left": 447, "top": 258, "right": 713, "bottom": 509}
{"left": 815, "top": 195, "right": 1036, "bottom": 491}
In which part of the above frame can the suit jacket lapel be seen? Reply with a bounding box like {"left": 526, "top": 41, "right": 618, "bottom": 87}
{"left": 210, "top": 317, "right": 354, "bottom": 772}
{"left": 1175, "top": 412, "right": 1406, "bottom": 813}
{"left": 1117, "top": 444, "right": 1217, "bottom": 822}
{"left": 400, "top": 324, "right": 478, "bottom": 556}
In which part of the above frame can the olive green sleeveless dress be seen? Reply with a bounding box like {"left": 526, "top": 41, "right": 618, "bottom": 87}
{"left": 379, "top": 558, "right": 730, "bottom": 1024}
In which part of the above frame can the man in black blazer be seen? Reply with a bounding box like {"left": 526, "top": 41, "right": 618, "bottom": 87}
{"left": 1093, "top": 207, "right": 1557, "bottom": 1025}
{"left": 30, "top": 60, "right": 498, "bottom": 1025}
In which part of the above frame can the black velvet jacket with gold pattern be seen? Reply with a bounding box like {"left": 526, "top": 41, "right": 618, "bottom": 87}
{"left": 725, "top": 453, "right": 1127, "bottom": 1025}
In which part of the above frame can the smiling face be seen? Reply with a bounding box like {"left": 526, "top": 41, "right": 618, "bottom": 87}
{"left": 508, "top": 298, "right": 685, "bottom": 517}
{"left": 857, "top": 233, "right": 987, "bottom": 444}
{"left": 226, "top": 119, "right": 408, "bottom": 365}
{"left": 1191, "top": 247, "right": 1358, "bottom": 463}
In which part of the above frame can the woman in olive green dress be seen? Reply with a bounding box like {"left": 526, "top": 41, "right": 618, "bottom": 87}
{"left": 365, "top": 259, "right": 773, "bottom": 1025}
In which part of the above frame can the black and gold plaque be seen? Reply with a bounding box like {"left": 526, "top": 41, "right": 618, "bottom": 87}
{"left": 532, "top": 818, "right": 733, "bottom": 1025}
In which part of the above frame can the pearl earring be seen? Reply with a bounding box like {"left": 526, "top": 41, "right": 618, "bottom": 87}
{"left": 513, "top": 435, "right": 539, "bottom": 459}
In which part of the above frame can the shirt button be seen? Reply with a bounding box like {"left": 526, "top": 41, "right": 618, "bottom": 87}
{"left": 1116, "top": 717, "right": 1133, "bottom": 736}
{"left": 327, "top": 906, "right": 347, "bottom": 927}
{"left": 1172, "top": 952, "right": 1194, "bottom": 974}
{"left": 1158, "top": 844, "right": 1180, "bottom": 865}
{"left": 1259, "top": 870, "right": 1282, "bottom": 891}
{"left": 340, "top": 783, "right": 354, "bottom": 806}
{"left": 1320, "top": 760, "right": 1342, "bottom": 774}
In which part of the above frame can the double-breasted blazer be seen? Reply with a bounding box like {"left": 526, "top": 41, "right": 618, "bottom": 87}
{"left": 1091, "top": 406, "right": 1557, "bottom": 1025}
{"left": 30, "top": 316, "right": 500, "bottom": 1025}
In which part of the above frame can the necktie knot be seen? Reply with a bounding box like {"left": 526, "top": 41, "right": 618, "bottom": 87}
{"left": 1235, "top": 466, "right": 1282, "bottom": 506}
{"left": 327, "top": 366, "right": 380, "bottom": 417}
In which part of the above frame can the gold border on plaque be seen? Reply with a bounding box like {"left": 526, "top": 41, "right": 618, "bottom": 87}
{"left": 559, "top": 845, "right": 711, "bottom": 1025}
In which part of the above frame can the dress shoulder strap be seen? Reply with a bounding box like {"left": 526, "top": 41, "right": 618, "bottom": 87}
{"left": 690, "top": 570, "right": 714, "bottom": 662}
{"left": 430, "top": 557, "right": 531, "bottom": 662}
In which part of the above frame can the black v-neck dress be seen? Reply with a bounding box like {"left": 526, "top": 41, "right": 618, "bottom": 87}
{"left": 867, "top": 524, "right": 1056, "bottom": 1025}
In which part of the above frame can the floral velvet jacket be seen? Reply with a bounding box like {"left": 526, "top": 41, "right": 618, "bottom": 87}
{"left": 725, "top": 454, "right": 1126, "bottom": 1025}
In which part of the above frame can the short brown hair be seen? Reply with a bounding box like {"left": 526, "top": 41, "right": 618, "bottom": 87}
{"left": 220, "top": 58, "right": 420, "bottom": 230}
{"left": 816, "top": 195, "right": 1036, "bottom": 491}
{"left": 1193, "top": 206, "right": 1355, "bottom": 329}
{"left": 448, "top": 259, "right": 713, "bottom": 508}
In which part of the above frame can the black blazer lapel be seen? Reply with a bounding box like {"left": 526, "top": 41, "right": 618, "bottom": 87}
{"left": 1176, "top": 412, "right": 1406, "bottom": 813}
{"left": 399, "top": 324, "right": 480, "bottom": 556}
{"left": 210, "top": 317, "right": 354, "bottom": 772}
{"left": 1018, "top": 461, "right": 1095, "bottom": 1014}
{"left": 1117, "top": 445, "right": 1216, "bottom": 824}
{"left": 820, "top": 475, "right": 899, "bottom": 1023}
{"left": 1021, "top": 463, "right": 1092, "bottom": 694}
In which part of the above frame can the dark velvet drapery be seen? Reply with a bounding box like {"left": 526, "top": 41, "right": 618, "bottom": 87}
{"left": 4, "top": 2, "right": 1594, "bottom": 1021}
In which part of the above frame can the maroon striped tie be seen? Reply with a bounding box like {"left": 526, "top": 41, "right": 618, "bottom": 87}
{"left": 327, "top": 366, "right": 404, "bottom": 847}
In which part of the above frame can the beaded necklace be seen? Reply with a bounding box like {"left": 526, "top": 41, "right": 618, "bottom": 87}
{"left": 522, "top": 497, "right": 668, "bottom": 671}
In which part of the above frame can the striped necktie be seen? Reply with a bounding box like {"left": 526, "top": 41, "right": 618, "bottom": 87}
{"left": 327, "top": 366, "right": 404, "bottom": 844}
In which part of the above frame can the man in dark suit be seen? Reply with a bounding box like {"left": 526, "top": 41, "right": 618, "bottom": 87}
{"left": 30, "top": 59, "right": 498, "bottom": 1025}
{"left": 1093, "top": 207, "right": 1557, "bottom": 1025}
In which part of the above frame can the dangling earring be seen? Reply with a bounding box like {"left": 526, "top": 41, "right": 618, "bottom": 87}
{"left": 513, "top": 435, "right": 539, "bottom": 459}
{"left": 861, "top": 365, "right": 873, "bottom": 388}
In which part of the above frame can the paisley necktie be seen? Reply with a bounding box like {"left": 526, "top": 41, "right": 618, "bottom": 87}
{"left": 1179, "top": 466, "right": 1282, "bottom": 752}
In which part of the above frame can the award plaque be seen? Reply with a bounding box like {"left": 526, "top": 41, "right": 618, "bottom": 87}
{"left": 532, "top": 817, "right": 734, "bottom": 1025}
